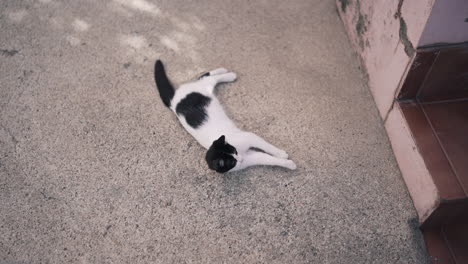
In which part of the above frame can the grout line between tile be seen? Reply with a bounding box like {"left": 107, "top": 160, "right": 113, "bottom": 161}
{"left": 416, "top": 51, "right": 440, "bottom": 100}
{"left": 418, "top": 97, "right": 468, "bottom": 105}
{"left": 441, "top": 225, "right": 458, "bottom": 263}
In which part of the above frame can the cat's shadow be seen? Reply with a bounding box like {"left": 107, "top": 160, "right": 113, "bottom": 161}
{"left": 221, "top": 171, "right": 252, "bottom": 196}
{"left": 220, "top": 162, "right": 298, "bottom": 196}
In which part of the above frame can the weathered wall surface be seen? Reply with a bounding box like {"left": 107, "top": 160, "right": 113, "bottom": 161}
{"left": 336, "top": 0, "right": 434, "bottom": 118}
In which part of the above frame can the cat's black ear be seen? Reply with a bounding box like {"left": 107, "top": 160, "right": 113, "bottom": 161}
{"left": 215, "top": 135, "right": 226, "bottom": 145}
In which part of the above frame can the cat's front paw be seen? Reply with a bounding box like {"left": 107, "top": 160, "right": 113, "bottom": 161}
{"left": 274, "top": 150, "right": 289, "bottom": 159}
{"left": 284, "top": 160, "right": 297, "bottom": 170}
{"left": 211, "top": 68, "right": 228, "bottom": 75}
{"left": 225, "top": 72, "right": 237, "bottom": 82}
{"left": 234, "top": 154, "right": 243, "bottom": 163}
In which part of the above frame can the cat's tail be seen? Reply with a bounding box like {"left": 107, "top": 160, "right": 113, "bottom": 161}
{"left": 154, "top": 60, "right": 175, "bottom": 108}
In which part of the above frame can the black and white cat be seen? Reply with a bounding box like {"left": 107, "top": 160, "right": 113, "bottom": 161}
{"left": 154, "top": 60, "right": 297, "bottom": 173}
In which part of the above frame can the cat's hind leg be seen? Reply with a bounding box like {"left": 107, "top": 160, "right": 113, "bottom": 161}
{"left": 241, "top": 132, "right": 289, "bottom": 159}
{"left": 230, "top": 151, "right": 296, "bottom": 171}
{"left": 202, "top": 72, "right": 237, "bottom": 94}
{"left": 209, "top": 68, "right": 228, "bottom": 75}
{"left": 197, "top": 68, "right": 228, "bottom": 80}
{"left": 207, "top": 72, "right": 237, "bottom": 84}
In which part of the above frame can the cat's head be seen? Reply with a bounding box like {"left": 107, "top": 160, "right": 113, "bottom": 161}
{"left": 205, "top": 135, "right": 238, "bottom": 173}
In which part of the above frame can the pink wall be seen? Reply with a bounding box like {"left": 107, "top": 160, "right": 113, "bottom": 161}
{"left": 419, "top": 0, "right": 468, "bottom": 47}
{"left": 336, "top": 0, "right": 434, "bottom": 118}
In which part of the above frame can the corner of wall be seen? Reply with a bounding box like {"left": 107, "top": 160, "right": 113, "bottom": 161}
{"left": 384, "top": 104, "right": 440, "bottom": 222}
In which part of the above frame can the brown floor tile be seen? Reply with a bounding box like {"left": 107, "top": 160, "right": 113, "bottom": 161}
{"left": 423, "top": 228, "right": 455, "bottom": 264}
{"left": 423, "top": 101, "right": 468, "bottom": 193}
{"left": 443, "top": 222, "right": 468, "bottom": 263}
{"left": 418, "top": 46, "right": 468, "bottom": 102}
{"left": 399, "top": 102, "right": 465, "bottom": 199}
{"left": 398, "top": 50, "right": 439, "bottom": 100}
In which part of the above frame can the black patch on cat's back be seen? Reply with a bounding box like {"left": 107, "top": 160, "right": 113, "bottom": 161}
{"left": 176, "top": 92, "right": 211, "bottom": 128}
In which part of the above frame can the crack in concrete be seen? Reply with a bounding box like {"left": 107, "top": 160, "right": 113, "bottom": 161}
{"left": 0, "top": 49, "right": 19, "bottom": 57}
{"left": 354, "top": 0, "right": 369, "bottom": 50}
{"left": 0, "top": 124, "right": 18, "bottom": 153}
{"left": 40, "top": 190, "right": 58, "bottom": 201}
{"left": 338, "top": 0, "right": 349, "bottom": 13}
{"left": 394, "top": 0, "right": 415, "bottom": 57}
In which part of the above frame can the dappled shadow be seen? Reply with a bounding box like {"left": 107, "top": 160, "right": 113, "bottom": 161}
{"left": 1, "top": 1, "right": 209, "bottom": 262}
{"left": 107, "top": 0, "right": 205, "bottom": 70}
{"left": 113, "top": 0, "right": 161, "bottom": 16}
{"left": 72, "top": 18, "right": 90, "bottom": 32}
{"left": 7, "top": 9, "right": 28, "bottom": 22}
{"left": 4, "top": 0, "right": 206, "bottom": 74}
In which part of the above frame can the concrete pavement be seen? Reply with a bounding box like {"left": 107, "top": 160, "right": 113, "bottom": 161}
{"left": 0, "top": 0, "right": 429, "bottom": 263}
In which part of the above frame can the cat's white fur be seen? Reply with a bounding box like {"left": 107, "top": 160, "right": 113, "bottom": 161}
{"left": 170, "top": 68, "right": 297, "bottom": 171}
